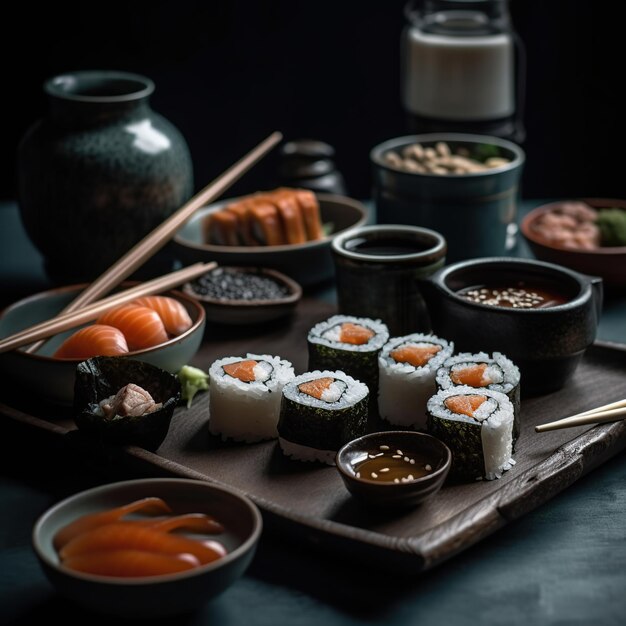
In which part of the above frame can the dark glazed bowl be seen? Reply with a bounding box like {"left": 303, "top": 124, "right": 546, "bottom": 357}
{"left": 32, "top": 478, "right": 262, "bottom": 618}
{"left": 73, "top": 357, "right": 181, "bottom": 450}
{"left": 336, "top": 431, "right": 451, "bottom": 507}
{"left": 371, "top": 133, "right": 525, "bottom": 262}
{"left": 422, "top": 258, "right": 603, "bottom": 395}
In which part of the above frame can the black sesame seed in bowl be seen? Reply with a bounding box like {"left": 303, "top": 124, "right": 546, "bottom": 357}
{"left": 183, "top": 267, "right": 302, "bottom": 325}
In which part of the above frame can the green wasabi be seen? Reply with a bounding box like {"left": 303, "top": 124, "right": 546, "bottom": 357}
{"left": 178, "top": 365, "right": 209, "bottom": 408}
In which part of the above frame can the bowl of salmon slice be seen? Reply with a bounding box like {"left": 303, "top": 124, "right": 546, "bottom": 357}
{"left": 0, "top": 284, "right": 205, "bottom": 406}
{"left": 32, "top": 478, "right": 262, "bottom": 618}
{"left": 172, "top": 190, "right": 369, "bottom": 286}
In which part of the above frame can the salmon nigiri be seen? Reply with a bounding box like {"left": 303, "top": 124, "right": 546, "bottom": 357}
{"left": 63, "top": 549, "right": 200, "bottom": 577}
{"left": 53, "top": 324, "right": 129, "bottom": 360}
{"left": 98, "top": 304, "right": 168, "bottom": 350}
{"left": 60, "top": 522, "right": 226, "bottom": 565}
{"left": 53, "top": 497, "right": 172, "bottom": 550}
{"left": 131, "top": 296, "right": 193, "bottom": 336}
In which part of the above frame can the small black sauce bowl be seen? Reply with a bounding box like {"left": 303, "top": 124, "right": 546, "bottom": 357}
{"left": 335, "top": 431, "right": 451, "bottom": 507}
{"left": 421, "top": 257, "right": 603, "bottom": 395}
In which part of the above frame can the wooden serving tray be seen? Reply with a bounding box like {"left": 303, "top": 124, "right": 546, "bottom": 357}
{"left": 2, "top": 297, "right": 625, "bottom": 573}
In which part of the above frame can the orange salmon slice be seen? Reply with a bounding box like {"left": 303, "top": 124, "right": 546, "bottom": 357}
{"left": 298, "top": 377, "right": 334, "bottom": 399}
{"left": 450, "top": 363, "right": 489, "bottom": 387}
{"left": 223, "top": 359, "right": 258, "bottom": 382}
{"left": 339, "top": 323, "right": 375, "bottom": 345}
{"left": 444, "top": 394, "right": 487, "bottom": 417}
{"left": 390, "top": 344, "right": 441, "bottom": 367}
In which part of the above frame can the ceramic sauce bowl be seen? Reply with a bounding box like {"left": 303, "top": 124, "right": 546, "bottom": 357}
{"left": 336, "top": 431, "right": 451, "bottom": 507}
{"left": 421, "top": 257, "right": 602, "bottom": 395}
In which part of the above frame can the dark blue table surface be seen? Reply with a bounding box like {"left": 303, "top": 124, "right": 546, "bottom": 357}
{"left": 1, "top": 200, "right": 625, "bottom": 626}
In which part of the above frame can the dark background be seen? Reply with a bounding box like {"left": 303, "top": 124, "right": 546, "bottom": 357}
{"left": 0, "top": 0, "right": 620, "bottom": 201}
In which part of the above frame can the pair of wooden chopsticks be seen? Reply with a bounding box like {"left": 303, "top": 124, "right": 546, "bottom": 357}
{"left": 0, "top": 131, "right": 283, "bottom": 355}
{"left": 535, "top": 399, "right": 626, "bottom": 432}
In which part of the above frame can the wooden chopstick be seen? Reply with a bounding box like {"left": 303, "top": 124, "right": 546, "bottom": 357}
{"left": 24, "top": 131, "right": 282, "bottom": 354}
{"left": 0, "top": 262, "right": 216, "bottom": 354}
{"left": 535, "top": 399, "right": 626, "bottom": 432}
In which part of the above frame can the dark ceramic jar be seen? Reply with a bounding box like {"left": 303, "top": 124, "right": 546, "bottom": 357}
{"left": 421, "top": 258, "right": 603, "bottom": 395}
{"left": 18, "top": 71, "right": 193, "bottom": 282}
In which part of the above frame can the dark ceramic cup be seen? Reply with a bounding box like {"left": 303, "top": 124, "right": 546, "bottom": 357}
{"left": 421, "top": 258, "right": 603, "bottom": 395}
{"left": 331, "top": 224, "right": 446, "bottom": 335}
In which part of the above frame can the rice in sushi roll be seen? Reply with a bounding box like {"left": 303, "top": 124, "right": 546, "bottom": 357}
{"left": 427, "top": 385, "right": 515, "bottom": 481}
{"left": 378, "top": 333, "right": 453, "bottom": 430}
{"left": 278, "top": 370, "right": 368, "bottom": 465}
{"left": 209, "top": 353, "right": 295, "bottom": 442}
{"left": 436, "top": 351, "right": 521, "bottom": 443}
{"left": 307, "top": 315, "right": 389, "bottom": 404}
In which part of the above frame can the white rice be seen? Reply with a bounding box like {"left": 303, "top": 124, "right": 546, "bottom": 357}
{"left": 427, "top": 385, "right": 514, "bottom": 480}
{"left": 378, "top": 333, "right": 453, "bottom": 429}
{"left": 308, "top": 315, "right": 389, "bottom": 353}
{"left": 208, "top": 353, "right": 295, "bottom": 442}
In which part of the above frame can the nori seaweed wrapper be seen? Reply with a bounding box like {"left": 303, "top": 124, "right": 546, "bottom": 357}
{"left": 428, "top": 412, "right": 484, "bottom": 482}
{"left": 308, "top": 342, "right": 380, "bottom": 403}
{"left": 73, "top": 356, "right": 181, "bottom": 451}
{"left": 307, "top": 316, "right": 389, "bottom": 421}
{"left": 278, "top": 371, "right": 369, "bottom": 451}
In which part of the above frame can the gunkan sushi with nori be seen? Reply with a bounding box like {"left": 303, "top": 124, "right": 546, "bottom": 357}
{"left": 427, "top": 385, "right": 515, "bottom": 481}
{"left": 209, "top": 353, "right": 295, "bottom": 442}
{"left": 378, "top": 333, "right": 453, "bottom": 430}
{"left": 278, "top": 370, "right": 368, "bottom": 465}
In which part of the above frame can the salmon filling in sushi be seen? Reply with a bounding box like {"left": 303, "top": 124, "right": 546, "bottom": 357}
{"left": 208, "top": 354, "right": 294, "bottom": 443}
{"left": 278, "top": 370, "right": 368, "bottom": 465}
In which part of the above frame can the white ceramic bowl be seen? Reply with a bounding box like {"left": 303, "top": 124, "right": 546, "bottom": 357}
{"left": 32, "top": 478, "right": 262, "bottom": 618}
{"left": 172, "top": 193, "right": 368, "bottom": 286}
{"left": 0, "top": 285, "right": 205, "bottom": 406}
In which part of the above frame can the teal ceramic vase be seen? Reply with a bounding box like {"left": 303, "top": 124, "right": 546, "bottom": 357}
{"left": 18, "top": 71, "right": 194, "bottom": 283}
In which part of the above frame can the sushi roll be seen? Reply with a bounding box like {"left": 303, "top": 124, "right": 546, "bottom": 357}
{"left": 278, "top": 370, "right": 368, "bottom": 465}
{"left": 436, "top": 352, "right": 521, "bottom": 443}
{"left": 307, "top": 315, "right": 389, "bottom": 406}
{"left": 209, "top": 354, "right": 295, "bottom": 442}
{"left": 378, "top": 333, "right": 453, "bottom": 430}
{"left": 427, "top": 385, "right": 515, "bottom": 481}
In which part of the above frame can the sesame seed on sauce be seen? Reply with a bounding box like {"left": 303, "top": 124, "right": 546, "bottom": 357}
{"left": 458, "top": 284, "right": 567, "bottom": 309}
{"left": 353, "top": 443, "right": 440, "bottom": 483}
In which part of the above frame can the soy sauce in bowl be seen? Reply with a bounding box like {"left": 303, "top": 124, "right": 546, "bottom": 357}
{"left": 457, "top": 283, "right": 568, "bottom": 309}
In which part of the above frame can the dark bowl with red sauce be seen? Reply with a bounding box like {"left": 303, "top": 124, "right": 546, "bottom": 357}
{"left": 421, "top": 258, "right": 603, "bottom": 395}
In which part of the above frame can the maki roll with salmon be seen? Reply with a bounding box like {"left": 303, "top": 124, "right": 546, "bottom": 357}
{"left": 307, "top": 315, "right": 389, "bottom": 407}
{"left": 278, "top": 370, "right": 368, "bottom": 465}
{"left": 427, "top": 385, "right": 515, "bottom": 481}
{"left": 209, "top": 354, "right": 295, "bottom": 442}
{"left": 436, "top": 352, "right": 521, "bottom": 444}
{"left": 378, "top": 333, "right": 453, "bottom": 430}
